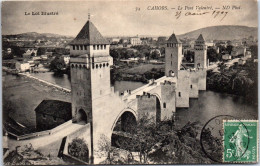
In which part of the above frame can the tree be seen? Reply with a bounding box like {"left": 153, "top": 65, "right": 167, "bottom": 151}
{"left": 207, "top": 47, "right": 221, "bottom": 62}
{"left": 226, "top": 45, "right": 233, "bottom": 54}
{"left": 11, "top": 46, "right": 25, "bottom": 57}
{"left": 68, "top": 137, "right": 89, "bottom": 163}
{"left": 111, "top": 114, "right": 215, "bottom": 164}
{"left": 110, "top": 49, "right": 120, "bottom": 60}
{"left": 37, "top": 47, "right": 47, "bottom": 56}
{"left": 49, "top": 56, "right": 66, "bottom": 74}
{"left": 150, "top": 50, "right": 160, "bottom": 59}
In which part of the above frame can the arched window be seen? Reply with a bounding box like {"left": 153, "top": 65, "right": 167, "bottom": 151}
{"left": 104, "top": 45, "right": 106, "bottom": 49}
{"left": 77, "top": 109, "right": 88, "bottom": 123}
{"left": 84, "top": 45, "right": 87, "bottom": 50}
{"left": 190, "top": 85, "right": 192, "bottom": 89}
{"left": 72, "top": 45, "right": 75, "bottom": 50}
{"left": 163, "top": 103, "right": 166, "bottom": 108}
{"left": 101, "top": 45, "right": 103, "bottom": 50}
{"left": 97, "top": 45, "right": 100, "bottom": 50}
{"left": 179, "top": 92, "right": 181, "bottom": 97}
{"left": 80, "top": 45, "right": 83, "bottom": 50}
{"left": 93, "top": 45, "right": 96, "bottom": 50}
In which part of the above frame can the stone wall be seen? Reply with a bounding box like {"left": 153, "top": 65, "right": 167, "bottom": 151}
{"left": 137, "top": 93, "right": 157, "bottom": 121}
{"left": 165, "top": 45, "right": 182, "bottom": 77}
{"left": 197, "top": 69, "right": 207, "bottom": 90}
{"left": 176, "top": 70, "right": 190, "bottom": 108}
{"left": 36, "top": 113, "right": 67, "bottom": 131}
{"left": 160, "top": 81, "right": 176, "bottom": 120}
{"left": 189, "top": 71, "right": 199, "bottom": 98}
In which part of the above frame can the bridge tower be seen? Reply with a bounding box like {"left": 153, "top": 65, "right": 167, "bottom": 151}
{"left": 69, "top": 18, "right": 111, "bottom": 163}
{"left": 165, "top": 33, "right": 183, "bottom": 78}
{"left": 194, "top": 34, "right": 207, "bottom": 69}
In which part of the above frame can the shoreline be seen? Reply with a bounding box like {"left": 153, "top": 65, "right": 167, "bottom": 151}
{"left": 18, "top": 73, "right": 71, "bottom": 93}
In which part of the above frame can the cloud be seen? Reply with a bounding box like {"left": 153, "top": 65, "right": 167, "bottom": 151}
{"left": 2, "top": 0, "right": 258, "bottom": 36}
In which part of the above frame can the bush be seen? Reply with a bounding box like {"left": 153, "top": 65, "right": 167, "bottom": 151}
{"left": 68, "top": 137, "right": 89, "bottom": 163}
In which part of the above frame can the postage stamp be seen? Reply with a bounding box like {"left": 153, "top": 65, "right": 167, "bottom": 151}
{"left": 223, "top": 120, "right": 258, "bottom": 163}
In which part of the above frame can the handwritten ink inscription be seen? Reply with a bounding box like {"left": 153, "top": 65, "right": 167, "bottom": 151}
{"left": 175, "top": 10, "right": 228, "bottom": 21}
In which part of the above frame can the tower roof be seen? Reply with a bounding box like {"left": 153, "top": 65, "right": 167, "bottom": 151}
{"left": 70, "top": 20, "right": 109, "bottom": 45}
{"left": 167, "top": 33, "right": 181, "bottom": 44}
{"left": 196, "top": 34, "right": 205, "bottom": 42}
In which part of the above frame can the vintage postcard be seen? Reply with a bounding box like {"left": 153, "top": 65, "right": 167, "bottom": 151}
{"left": 2, "top": 0, "right": 258, "bottom": 165}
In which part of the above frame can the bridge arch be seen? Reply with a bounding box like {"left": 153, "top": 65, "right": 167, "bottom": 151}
{"left": 76, "top": 108, "right": 88, "bottom": 124}
{"left": 111, "top": 108, "right": 137, "bottom": 133}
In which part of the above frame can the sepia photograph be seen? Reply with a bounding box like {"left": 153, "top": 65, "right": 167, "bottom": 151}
{"left": 1, "top": 0, "right": 258, "bottom": 165}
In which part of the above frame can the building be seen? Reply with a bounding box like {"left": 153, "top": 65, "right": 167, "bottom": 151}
{"left": 35, "top": 100, "right": 72, "bottom": 131}
{"left": 7, "top": 48, "right": 11, "bottom": 54}
{"left": 69, "top": 19, "right": 111, "bottom": 124}
{"left": 206, "top": 41, "right": 214, "bottom": 47}
{"left": 157, "top": 36, "right": 167, "bottom": 45}
{"left": 245, "top": 50, "right": 252, "bottom": 58}
{"left": 23, "top": 49, "right": 38, "bottom": 57}
{"left": 15, "top": 62, "right": 30, "bottom": 72}
{"left": 238, "top": 58, "right": 246, "bottom": 65}
{"left": 62, "top": 55, "right": 70, "bottom": 65}
{"left": 130, "top": 37, "right": 142, "bottom": 45}
{"left": 194, "top": 34, "right": 207, "bottom": 69}
{"left": 40, "top": 54, "right": 48, "bottom": 60}
{"left": 222, "top": 54, "right": 232, "bottom": 60}
{"left": 165, "top": 33, "right": 182, "bottom": 77}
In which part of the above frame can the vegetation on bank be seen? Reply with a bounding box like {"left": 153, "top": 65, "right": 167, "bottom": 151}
{"left": 98, "top": 115, "right": 219, "bottom": 164}
{"left": 207, "top": 60, "right": 258, "bottom": 104}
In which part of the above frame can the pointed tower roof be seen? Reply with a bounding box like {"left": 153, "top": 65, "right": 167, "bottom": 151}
{"left": 196, "top": 34, "right": 205, "bottom": 42}
{"left": 167, "top": 33, "right": 181, "bottom": 44}
{"left": 70, "top": 20, "right": 109, "bottom": 45}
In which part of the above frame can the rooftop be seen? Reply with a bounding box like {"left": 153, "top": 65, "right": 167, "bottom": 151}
{"left": 196, "top": 34, "right": 205, "bottom": 42}
{"left": 167, "top": 33, "right": 181, "bottom": 44}
{"left": 70, "top": 20, "right": 109, "bottom": 45}
{"left": 35, "top": 100, "right": 72, "bottom": 120}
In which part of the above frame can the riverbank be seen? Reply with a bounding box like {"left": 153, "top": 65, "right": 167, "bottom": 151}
{"left": 3, "top": 73, "right": 71, "bottom": 128}
{"left": 19, "top": 73, "right": 71, "bottom": 93}
{"left": 206, "top": 60, "right": 258, "bottom": 105}
{"left": 111, "top": 64, "right": 164, "bottom": 84}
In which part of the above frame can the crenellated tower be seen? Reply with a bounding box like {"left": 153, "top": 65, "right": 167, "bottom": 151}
{"left": 69, "top": 20, "right": 111, "bottom": 123}
{"left": 165, "top": 33, "right": 182, "bottom": 78}
{"left": 194, "top": 34, "right": 207, "bottom": 69}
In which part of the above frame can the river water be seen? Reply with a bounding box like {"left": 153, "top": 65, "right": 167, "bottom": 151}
{"left": 6, "top": 72, "right": 258, "bottom": 129}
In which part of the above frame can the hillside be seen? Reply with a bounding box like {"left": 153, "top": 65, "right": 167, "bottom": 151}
{"left": 178, "top": 25, "right": 257, "bottom": 40}
{"left": 3, "top": 32, "right": 73, "bottom": 40}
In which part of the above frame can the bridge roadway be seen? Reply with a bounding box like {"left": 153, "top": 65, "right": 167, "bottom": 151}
{"left": 8, "top": 120, "right": 89, "bottom": 154}
{"left": 123, "top": 76, "right": 177, "bottom": 102}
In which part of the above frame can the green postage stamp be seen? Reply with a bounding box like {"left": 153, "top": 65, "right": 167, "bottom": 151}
{"left": 223, "top": 120, "right": 258, "bottom": 163}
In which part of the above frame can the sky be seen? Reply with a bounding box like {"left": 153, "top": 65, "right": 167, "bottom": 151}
{"left": 1, "top": 0, "right": 258, "bottom": 37}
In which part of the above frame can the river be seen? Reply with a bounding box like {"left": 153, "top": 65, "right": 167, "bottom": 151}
{"left": 4, "top": 72, "right": 258, "bottom": 129}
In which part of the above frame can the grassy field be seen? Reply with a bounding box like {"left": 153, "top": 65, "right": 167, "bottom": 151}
{"left": 3, "top": 73, "right": 71, "bottom": 129}
{"left": 122, "top": 63, "right": 165, "bottom": 74}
